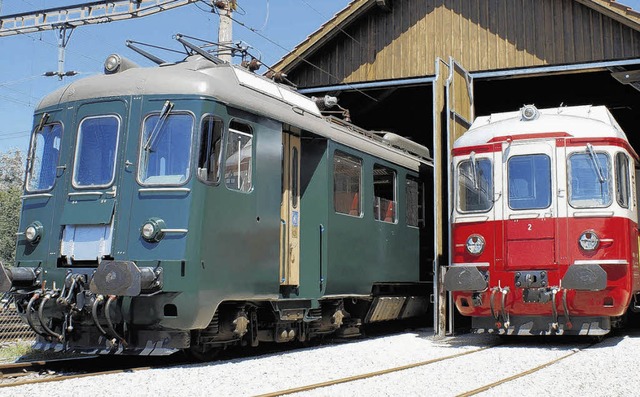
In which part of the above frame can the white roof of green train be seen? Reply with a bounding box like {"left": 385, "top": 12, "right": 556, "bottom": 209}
{"left": 36, "top": 55, "right": 430, "bottom": 170}
{"left": 455, "top": 105, "right": 628, "bottom": 148}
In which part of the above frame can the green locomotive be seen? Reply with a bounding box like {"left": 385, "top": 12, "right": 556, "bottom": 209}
{"left": 0, "top": 47, "right": 432, "bottom": 358}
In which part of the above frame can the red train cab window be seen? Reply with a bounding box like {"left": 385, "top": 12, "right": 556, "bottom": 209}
{"left": 616, "top": 152, "right": 630, "bottom": 209}
{"left": 508, "top": 154, "right": 551, "bottom": 210}
{"left": 568, "top": 152, "right": 612, "bottom": 208}
{"left": 457, "top": 157, "right": 493, "bottom": 213}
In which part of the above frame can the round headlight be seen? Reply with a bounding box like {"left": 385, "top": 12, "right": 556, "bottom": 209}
{"left": 466, "top": 234, "right": 485, "bottom": 255}
{"left": 521, "top": 104, "right": 539, "bottom": 121}
{"left": 141, "top": 218, "right": 165, "bottom": 242}
{"left": 25, "top": 222, "right": 43, "bottom": 244}
{"left": 104, "top": 54, "right": 121, "bottom": 74}
{"left": 579, "top": 231, "right": 599, "bottom": 251}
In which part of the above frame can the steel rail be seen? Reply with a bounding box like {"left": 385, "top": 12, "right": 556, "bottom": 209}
{"left": 255, "top": 343, "right": 500, "bottom": 397}
{"left": 457, "top": 340, "right": 601, "bottom": 397}
{"left": 0, "top": 359, "right": 152, "bottom": 389}
{"left": 256, "top": 338, "right": 606, "bottom": 397}
{"left": 0, "top": 356, "right": 97, "bottom": 379}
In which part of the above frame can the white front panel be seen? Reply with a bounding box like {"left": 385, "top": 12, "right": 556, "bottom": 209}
{"left": 60, "top": 224, "right": 113, "bottom": 261}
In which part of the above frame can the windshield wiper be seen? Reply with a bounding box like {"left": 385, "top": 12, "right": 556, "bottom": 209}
{"left": 586, "top": 143, "right": 606, "bottom": 183}
{"left": 35, "top": 112, "right": 49, "bottom": 133}
{"left": 470, "top": 151, "right": 479, "bottom": 190}
{"left": 143, "top": 100, "right": 174, "bottom": 152}
{"left": 27, "top": 112, "right": 50, "bottom": 174}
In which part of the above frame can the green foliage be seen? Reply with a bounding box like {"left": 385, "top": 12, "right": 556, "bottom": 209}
{"left": 0, "top": 149, "right": 24, "bottom": 266}
{"left": 0, "top": 341, "right": 33, "bottom": 363}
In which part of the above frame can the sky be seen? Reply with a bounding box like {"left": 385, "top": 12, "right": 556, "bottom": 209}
{"left": 0, "top": 0, "right": 350, "bottom": 153}
{"left": 1, "top": 0, "right": 640, "bottom": 155}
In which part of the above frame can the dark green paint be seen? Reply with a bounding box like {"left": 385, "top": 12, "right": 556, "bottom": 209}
{"left": 16, "top": 91, "right": 425, "bottom": 338}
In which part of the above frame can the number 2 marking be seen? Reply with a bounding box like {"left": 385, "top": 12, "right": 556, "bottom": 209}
{"left": 527, "top": 224, "right": 532, "bottom": 231}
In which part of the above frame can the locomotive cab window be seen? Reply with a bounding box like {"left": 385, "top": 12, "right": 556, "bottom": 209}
{"left": 197, "top": 116, "right": 223, "bottom": 184}
{"left": 27, "top": 123, "right": 62, "bottom": 192}
{"left": 374, "top": 164, "right": 396, "bottom": 223}
{"left": 616, "top": 153, "right": 630, "bottom": 209}
{"left": 568, "top": 151, "right": 612, "bottom": 208}
{"left": 508, "top": 154, "right": 551, "bottom": 210}
{"left": 406, "top": 175, "right": 424, "bottom": 227}
{"left": 73, "top": 115, "right": 119, "bottom": 188}
{"left": 334, "top": 151, "right": 362, "bottom": 216}
{"left": 139, "top": 112, "right": 194, "bottom": 185}
{"left": 224, "top": 121, "right": 253, "bottom": 193}
{"left": 457, "top": 157, "right": 492, "bottom": 212}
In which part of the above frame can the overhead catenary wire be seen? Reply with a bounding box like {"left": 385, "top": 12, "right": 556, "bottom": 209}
{"left": 300, "top": 0, "right": 361, "bottom": 46}
{"left": 0, "top": 93, "right": 34, "bottom": 108}
{"left": 205, "top": 3, "right": 378, "bottom": 103}
{"left": 0, "top": 75, "right": 42, "bottom": 88}
{"left": 0, "top": 130, "right": 31, "bottom": 140}
{"left": 2, "top": 0, "right": 378, "bottom": 145}
{"left": 14, "top": 31, "right": 104, "bottom": 65}
{"left": 258, "top": 0, "right": 269, "bottom": 32}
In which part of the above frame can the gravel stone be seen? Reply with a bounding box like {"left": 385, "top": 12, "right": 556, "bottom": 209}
{"left": 4, "top": 330, "right": 640, "bottom": 397}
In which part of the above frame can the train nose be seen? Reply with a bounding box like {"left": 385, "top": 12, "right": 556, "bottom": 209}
{"left": 90, "top": 260, "right": 163, "bottom": 296}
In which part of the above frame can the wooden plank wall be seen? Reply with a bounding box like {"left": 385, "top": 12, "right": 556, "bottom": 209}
{"left": 288, "top": 0, "right": 640, "bottom": 87}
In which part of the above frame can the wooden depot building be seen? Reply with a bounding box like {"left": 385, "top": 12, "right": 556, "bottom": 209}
{"left": 271, "top": 0, "right": 640, "bottom": 335}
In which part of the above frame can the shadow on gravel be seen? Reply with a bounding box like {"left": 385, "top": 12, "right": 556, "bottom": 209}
{"left": 433, "top": 331, "right": 623, "bottom": 350}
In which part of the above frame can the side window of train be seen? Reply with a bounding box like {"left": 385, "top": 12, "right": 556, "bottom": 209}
{"left": 333, "top": 151, "right": 362, "bottom": 216}
{"left": 197, "top": 116, "right": 224, "bottom": 184}
{"left": 74, "top": 116, "right": 120, "bottom": 188}
{"left": 374, "top": 164, "right": 396, "bottom": 223}
{"left": 26, "top": 123, "right": 62, "bottom": 192}
{"left": 568, "top": 152, "right": 612, "bottom": 208}
{"left": 457, "top": 158, "right": 493, "bottom": 212}
{"left": 406, "top": 175, "right": 424, "bottom": 227}
{"left": 616, "top": 152, "right": 630, "bottom": 209}
{"left": 224, "top": 120, "right": 253, "bottom": 193}
{"left": 508, "top": 154, "right": 551, "bottom": 210}
{"left": 139, "top": 112, "right": 194, "bottom": 185}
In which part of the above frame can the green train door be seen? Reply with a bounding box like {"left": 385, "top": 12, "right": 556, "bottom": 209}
{"left": 280, "top": 131, "right": 301, "bottom": 286}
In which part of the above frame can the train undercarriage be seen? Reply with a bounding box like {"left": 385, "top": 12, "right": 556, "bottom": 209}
{"left": 6, "top": 266, "right": 430, "bottom": 359}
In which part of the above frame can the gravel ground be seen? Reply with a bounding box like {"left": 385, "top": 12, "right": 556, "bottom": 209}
{"left": 3, "top": 329, "right": 639, "bottom": 397}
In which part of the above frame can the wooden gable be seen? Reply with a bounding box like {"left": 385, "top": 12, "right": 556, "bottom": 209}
{"left": 274, "top": 0, "right": 640, "bottom": 87}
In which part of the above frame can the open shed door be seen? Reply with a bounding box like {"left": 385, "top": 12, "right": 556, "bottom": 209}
{"left": 433, "top": 58, "right": 474, "bottom": 337}
{"left": 447, "top": 59, "right": 474, "bottom": 144}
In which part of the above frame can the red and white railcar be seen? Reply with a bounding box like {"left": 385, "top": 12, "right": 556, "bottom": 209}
{"left": 445, "top": 105, "right": 640, "bottom": 335}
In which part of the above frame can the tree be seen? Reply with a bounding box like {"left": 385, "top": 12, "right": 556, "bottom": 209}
{"left": 0, "top": 149, "right": 25, "bottom": 266}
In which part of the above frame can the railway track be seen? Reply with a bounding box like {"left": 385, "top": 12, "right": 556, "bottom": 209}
{"left": 0, "top": 331, "right": 610, "bottom": 394}
{"left": 0, "top": 357, "right": 97, "bottom": 386}
{"left": 0, "top": 326, "right": 418, "bottom": 389}
{"left": 456, "top": 342, "right": 596, "bottom": 397}
{"left": 255, "top": 338, "right": 603, "bottom": 397}
{"left": 0, "top": 355, "right": 178, "bottom": 388}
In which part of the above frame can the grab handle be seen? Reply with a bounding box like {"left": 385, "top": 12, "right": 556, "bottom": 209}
{"left": 319, "top": 224, "right": 325, "bottom": 291}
